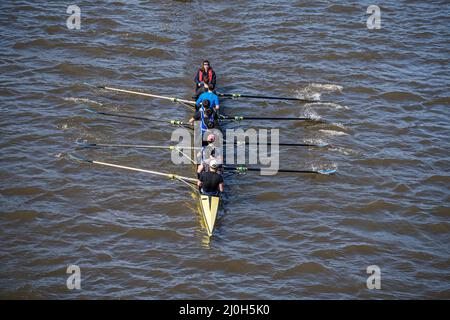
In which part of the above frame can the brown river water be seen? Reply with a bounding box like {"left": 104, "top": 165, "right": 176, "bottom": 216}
{"left": 0, "top": 1, "right": 449, "bottom": 299}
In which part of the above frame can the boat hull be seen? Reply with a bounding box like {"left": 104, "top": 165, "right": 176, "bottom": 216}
{"left": 196, "top": 98, "right": 224, "bottom": 237}
{"left": 199, "top": 194, "right": 220, "bottom": 237}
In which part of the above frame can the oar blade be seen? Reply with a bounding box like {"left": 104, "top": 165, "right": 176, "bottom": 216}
{"left": 84, "top": 107, "right": 98, "bottom": 114}
{"left": 74, "top": 139, "right": 97, "bottom": 148}
{"left": 317, "top": 169, "right": 337, "bottom": 175}
{"left": 316, "top": 142, "right": 329, "bottom": 148}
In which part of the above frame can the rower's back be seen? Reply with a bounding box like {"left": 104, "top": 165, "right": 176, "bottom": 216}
{"left": 199, "top": 171, "right": 223, "bottom": 194}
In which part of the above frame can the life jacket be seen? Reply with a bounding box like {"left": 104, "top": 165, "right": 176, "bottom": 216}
{"left": 198, "top": 68, "right": 213, "bottom": 83}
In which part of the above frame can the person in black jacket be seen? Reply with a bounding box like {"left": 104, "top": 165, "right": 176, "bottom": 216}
{"left": 197, "top": 159, "right": 224, "bottom": 196}
{"left": 194, "top": 60, "right": 216, "bottom": 98}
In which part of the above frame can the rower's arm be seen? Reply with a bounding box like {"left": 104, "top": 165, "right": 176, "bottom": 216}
{"left": 197, "top": 172, "right": 204, "bottom": 187}
{"left": 213, "top": 95, "right": 220, "bottom": 110}
{"left": 219, "top": 182, "right": 224, "bottom": 193}
{"left": 190, "top": 111, "right": 201, "bottom": 124}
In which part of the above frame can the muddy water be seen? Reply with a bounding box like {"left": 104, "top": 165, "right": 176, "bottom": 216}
{"left": 0, "top": 1, "right": 449, "bottom": 299}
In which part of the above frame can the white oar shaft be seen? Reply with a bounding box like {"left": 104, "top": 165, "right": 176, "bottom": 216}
{"left": 103, "top": 86, "right": 195, "bottom": 105}
{"left": 96, "top": 144, "right": 170, "bottom": 148}
{"left": 92, "top": 160, "right": 197, "bottom": 182}
{"left": 95, "top": 143, "right": 201, "bottom": 150}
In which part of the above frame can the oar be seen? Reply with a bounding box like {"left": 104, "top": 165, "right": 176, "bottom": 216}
{"left": 96, "top": 85, "right": 196, "bottom": 107}
{"left": 84, "top": 107, "right": 191, "bottom": 127}
{"left": 217, "top": 92, "right": 319, "bottom": 102}
{"left": 76, "top": 139, "right": 329, "bottom": 149}
{"left": 76, "top": 139, "right": 328, "bottom": 151}
{"left": 68, "top": 154, "right": 197, "bottom": 183}
{"left": 75, "top": 139, "right": 202, "bottom": 150}
{"left": 223, "top": 165, "right": 336, "bottom": 175}
{"left": 220, "top": 115, "right": 325, "bottom": 122}
{"left": 224, "top": 141, "right": 329, "bottom": 148}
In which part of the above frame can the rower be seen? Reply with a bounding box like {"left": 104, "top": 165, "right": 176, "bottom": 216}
{"left": 197, "top": 134, "right": 223, "bottom": 175}
{"left": 204, "top": 133, "right": 216, "bottom": 149}
{"left": 197, "top": 160, "right": 224, "bottom": 196}
{"left": 194, "top": 60, "right": 216, "bottom": 98}
{"left": 189, "top": 100, "right": 218, "bottom": 135}
{"left": 196, "top": 83, "right": 220, "bottom": 112}
{"left": 198, "top": 154, "right": 223, "bottom": 173}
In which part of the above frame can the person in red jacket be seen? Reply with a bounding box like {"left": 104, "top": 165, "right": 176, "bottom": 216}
{"left": 194, "top": 60, "right": 217, "bottom": 98}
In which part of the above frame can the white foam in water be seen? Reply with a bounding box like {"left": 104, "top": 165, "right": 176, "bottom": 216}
{"left": 306, "top": 92, "right": 321, "bottom": 101}
{"left": 331, "top": 122, "right": 349, "bottom": 130}
{"left": 329, "top": 146, "right": 360, "bottom": 156}
{"left": 294, "top": 90, "right": 321, "bottom": 101}
{"left": 304, "top": 109, "right": 321, "bottom": 120}
{"left": 294, "top": 83, "right": 343, "bottom": 103}
{"left": 311, "top": 162, "right": 338, "bottom": 172}
{"left": 306, "top": 83, "right": 343, "bottom": 93}
{"left": 319, "top": 129, "right": 349, "bottom": 136}
{"left": 64, "top": 97, "right": 103, "bottom": 106}
{"left": 303, "top": 138, "right": 328, "bottom": 146}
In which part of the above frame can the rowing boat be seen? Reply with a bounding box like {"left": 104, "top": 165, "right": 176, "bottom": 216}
{"left": 72, "top": 84, "right": 337, "bottom": 238}
{"left": 196, "top": 99, "right": 224, "bottom": 237}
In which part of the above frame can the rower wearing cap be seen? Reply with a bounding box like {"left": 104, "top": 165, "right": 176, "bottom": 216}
{"left": 197, "top": 134, "right": 223, "bottom": 175}
{"left": 196, "top": 84, "right": 220, "bottom": 111}
{"left": 194, "top": 60, "right": 216, "bottom": 98}
{"left": 197, "top": 159, "right": 224, "bottom": 196}
{"left": 197, "top": 154, "right": 223, "bottom": 175}
{"left": 197, "top": 133, "right": 215, "bottom": 169}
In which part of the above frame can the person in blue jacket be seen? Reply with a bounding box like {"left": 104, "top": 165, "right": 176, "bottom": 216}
{"left": 196, "top": 84, "right": 220, "bottom": 112}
